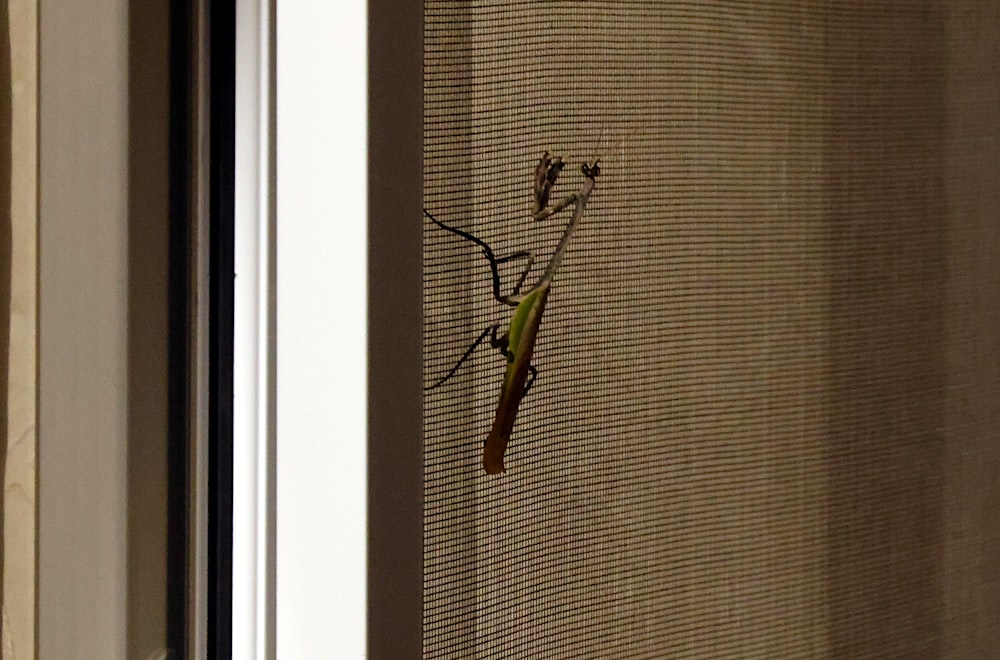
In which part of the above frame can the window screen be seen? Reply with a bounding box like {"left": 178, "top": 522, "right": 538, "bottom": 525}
{"left": 423, "top": 3, "right": 1000, "bottom": 657}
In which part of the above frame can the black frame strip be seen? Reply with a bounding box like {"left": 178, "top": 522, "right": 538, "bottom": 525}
{"left": 167, "top": 0, "right": 194, "bottom": 655}
{"left": 368, "top": 0, "right": 424, "bottom": 657}
{"left": 207, "top": 0, "right": 236, "bottom": 657}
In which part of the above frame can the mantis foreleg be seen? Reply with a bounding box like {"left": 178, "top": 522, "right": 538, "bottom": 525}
{"left": 531, "top": 152, "right": 581, "bottom": 221}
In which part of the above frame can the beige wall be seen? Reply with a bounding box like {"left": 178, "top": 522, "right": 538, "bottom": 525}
{"left": 37, "top": 0, "right": 130, "bottom": 657}
{"left": 4, "top": 0, "right": 36, "bottom": 657}
{"left": 0, "top": 1, "right": 194, "bottom": 656}
{"left": 33, "top": 0, "right": 181, "bottom": 656}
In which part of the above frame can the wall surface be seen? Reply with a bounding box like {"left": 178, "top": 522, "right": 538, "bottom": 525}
{"left": 37, "top": 1, "right": 130, "bottom": 657}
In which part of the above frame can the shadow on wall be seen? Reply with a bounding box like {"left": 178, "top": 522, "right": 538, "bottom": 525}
{"left": 824, "top": 5, "right": 947, "bottom": 656}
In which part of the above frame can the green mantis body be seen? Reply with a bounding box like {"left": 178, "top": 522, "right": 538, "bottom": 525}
{"left": 482, "top": 281, "right": 550, "bottom": 473}
{"left": 426, "top": 153, "right": 600, "bottom": 474}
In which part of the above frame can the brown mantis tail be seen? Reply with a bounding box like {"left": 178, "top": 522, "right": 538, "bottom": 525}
{"left": 483, "top": 417, "right": 514, "bottom": 474}
{"left": 482, "top": 386, "right": 525, "bottom": 474}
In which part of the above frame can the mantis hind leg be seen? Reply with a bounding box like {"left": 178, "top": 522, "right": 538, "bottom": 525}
{"left": 495, "top": 250, "right": 535, "bottom": 300}
{"left": 424, "top": 209, "right": 533, "bottom": 306}
{"left": 424, "top": 323, "right": 500, "bottom": 391}
{"left": 487, "top": 327, "right": 539, "bottom": 397}
{"left": 425, "top": 321, "right": 539, "bottom": 399}
{"left": 424, "top": 322, "right": 538, "bottom": 393}
{"left": 523, "top": 365, "right": 538, "bottom": 396}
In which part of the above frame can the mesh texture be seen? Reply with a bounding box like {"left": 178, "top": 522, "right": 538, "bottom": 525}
{"left": 423, "top": 2, "right": 1000, "bottom": 657}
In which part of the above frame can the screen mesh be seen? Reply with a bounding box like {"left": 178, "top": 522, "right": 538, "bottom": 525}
{"left": 423, "top": 3, "right": 1000, "bottom": 657}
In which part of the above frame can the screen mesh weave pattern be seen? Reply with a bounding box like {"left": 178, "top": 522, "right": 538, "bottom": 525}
{"left": 423, "top": 3, "right": 1000, "bottom": 657}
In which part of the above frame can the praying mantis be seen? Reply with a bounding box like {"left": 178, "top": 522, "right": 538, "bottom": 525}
{"left": 425, "top": 152, "right": 601, "bottom": 474}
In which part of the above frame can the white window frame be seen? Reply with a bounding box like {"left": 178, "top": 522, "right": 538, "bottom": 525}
{"left": 235, "top": 1, "right": 370, "bottom": 657}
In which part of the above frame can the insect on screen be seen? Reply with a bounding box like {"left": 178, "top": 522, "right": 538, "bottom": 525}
{"left": 423, "top": 2, "right": 1000, "bottom": 657}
